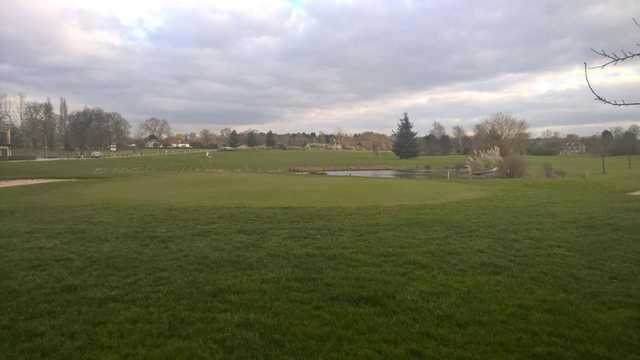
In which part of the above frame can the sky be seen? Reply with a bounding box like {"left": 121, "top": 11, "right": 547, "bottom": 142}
{"left": 2, "top": 0, "right": 640, "bottom": 136}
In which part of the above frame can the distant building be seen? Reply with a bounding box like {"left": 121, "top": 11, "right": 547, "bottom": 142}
{"left": 0, "top": 94, "right": 25, "bottom": 127}
{"left": 170, "top": 143, "right": 191, "bottom": 148}
{"left": 0, "top": 125, "right": 12, "bottom": 159}
{"left": 560, "top": 142, "right": 586, "bottom": 155}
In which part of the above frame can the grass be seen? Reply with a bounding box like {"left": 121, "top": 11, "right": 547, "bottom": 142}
{"left": 0, "top": 150, "right": 466, "bottom": 179}
{"left": 1, "top": 151, "right": 639, "bottom": 358}
{"left": 2, "top": 172, "right": 487, "bottom": 208}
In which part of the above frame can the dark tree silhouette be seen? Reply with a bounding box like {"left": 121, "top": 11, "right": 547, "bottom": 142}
{"left": 392, "top": 113, "right": 419, "bottom": 159}
{"left": 623, "top": 131, "right": 638, "bottom": 169}
{"left": 246, "top": 131, "right": 258, "bottom": 147}
{"left": 265, "top": 130, "right": 276, "bottom": 147}
{"left": 227, "top": 130, "right": 240, "bottom": 148}
{"left": 601, "top": 130, "right": 613, "bottom": 174}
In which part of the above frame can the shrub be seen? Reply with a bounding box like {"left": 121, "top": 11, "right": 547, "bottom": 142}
{"left": 465, "top": 147, "right": 502, "bottom": 172}
{"left": 499, "top": 155, "right": 528, "bottom": 178}
{"left": 543, "top": 163, "right": 554, "bottom": 178}
{"left": 554, "top": 169, "right": 567, "bottom": 179}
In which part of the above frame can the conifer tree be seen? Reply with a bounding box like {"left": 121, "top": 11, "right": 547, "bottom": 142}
{"left": 265, "top": 130, "right": 276, "bottom": 147}
{"left": 227, "top": 130, "right": 240, "bottom": 148}
{"left": 392, "top": 113, "right": 419, "bottom": 159}
{"left": 247, "top": 131, "right": 258, "bottom": 147}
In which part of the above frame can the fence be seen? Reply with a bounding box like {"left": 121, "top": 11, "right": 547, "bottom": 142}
{"left": 0, "top": 147, "right": 208, "bottom": 161}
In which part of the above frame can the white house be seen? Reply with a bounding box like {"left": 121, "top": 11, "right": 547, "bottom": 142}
{"left": 171, "top": 143, "right": 191, "bottom": 148}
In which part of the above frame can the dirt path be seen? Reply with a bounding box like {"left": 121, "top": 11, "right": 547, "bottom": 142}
{"left": 628, "top": 190, "right": 640, "bottom": 196}
{"left": 0, "top": 179, "right": 77, "bottom": 188}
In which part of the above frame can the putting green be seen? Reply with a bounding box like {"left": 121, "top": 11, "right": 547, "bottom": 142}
{"left": 2, "top": 172, "right": 487, "bottom": 208}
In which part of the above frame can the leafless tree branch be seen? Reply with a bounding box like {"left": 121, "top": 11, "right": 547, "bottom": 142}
{"left": 584, "top": 18, "right": 640, "bottom": 106}
{"left": 588, "top": 48, "right": 640, "bottom": 69}
{"left": 584, "top": 63, "right": 640, "bottom": 106}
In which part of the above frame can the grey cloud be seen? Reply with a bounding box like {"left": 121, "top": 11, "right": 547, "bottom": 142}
{"left": 1, "top": 0, "right": 640, "bottom": 134}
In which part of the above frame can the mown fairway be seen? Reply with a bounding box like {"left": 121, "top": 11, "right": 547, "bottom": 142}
{"left": 1, "top": 151, "right": 639, "bottom": 358}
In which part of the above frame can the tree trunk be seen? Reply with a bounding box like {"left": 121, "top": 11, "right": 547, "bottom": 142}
{"left": 601, "top": 155, "right": 606, "bottom": 174}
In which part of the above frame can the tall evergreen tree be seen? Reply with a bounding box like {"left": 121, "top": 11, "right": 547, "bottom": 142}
{"left": 59, "top": 98, "right": 69, "bottom": 150}
{"left": 392, "top": 113, "right": 419, "bottom": 159}
{"left": 42, "top": 98, "right": 55, "bottom": 153}
{"left": 227, "top": 130, "right": 240, "bottom": 148}
{"left": 265, "top": 130, "right": 276, "bottom": 147}
{"left": 246, "top": 131, "right": 258, "bottom": 147}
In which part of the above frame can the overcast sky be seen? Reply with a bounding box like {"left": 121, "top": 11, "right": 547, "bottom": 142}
{"left": 2, "top": 0, "right": 640, "bottom": 136}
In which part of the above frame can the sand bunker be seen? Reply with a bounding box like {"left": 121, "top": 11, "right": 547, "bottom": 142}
{"left": 0, "top": 179, "right": 77, "bottom": 188}
{"left": 628, "top": 190, "right": 640, "bottom": 196}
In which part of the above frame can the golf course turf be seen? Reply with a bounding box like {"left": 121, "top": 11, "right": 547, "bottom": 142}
{"left": 1, "top": 151, "right": 639, "bottom": 358}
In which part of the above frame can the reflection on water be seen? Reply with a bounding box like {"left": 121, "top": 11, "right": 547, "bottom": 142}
{"left": 324, "top": 170, "right": 433, "bottom": 179}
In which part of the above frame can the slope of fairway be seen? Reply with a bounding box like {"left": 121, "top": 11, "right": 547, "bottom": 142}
{"left": 1, "top": 174, "right": 639, "bottom": 359}
{"left": 2, "top": 152, "right": 640, "bottom": 358}
{"left": 0, "top": 151, "right": 465, "bottom": 179}
{"left": 1, "top": 172, "right": 486, "bottom": 207}
{"left": 2, "top": 150, "right": 637, "bottom": 181}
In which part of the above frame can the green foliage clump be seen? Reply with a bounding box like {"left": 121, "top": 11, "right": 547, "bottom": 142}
{"left": 265, "top": 130, "right": 276, "bottom": 147}
{"left": 554, "top": 169, "right": 567, "bottom": 179}
{"left": 227, "top": 130, "right": 240, "bottom": 148}
{"left": 499, "top": 155, "right": 528, "bottom": 178}
{"left": 247, "top": 131, "right": 258, "bottom": 147}
{"left": 543, "top": 163, "right": 554, "bottom": 178}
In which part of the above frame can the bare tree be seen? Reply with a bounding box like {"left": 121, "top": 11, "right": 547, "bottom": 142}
{"left": 473, "top": 113, "right": 529, "bottom": 157}
{"left": 22, "top": 101, "right": 46, "bottom": 149}
{"left": 68, "top": 108, "right": 130, "bottom": 151}
{"left": 139, "top": 117, "right": 171, "bottom": 139}
{"left": 429, "top": 121, "right": 446, "bottom": 139}
{"left": 199, "top": 129, "right": 214, "bottom": 147}
{"left": 584, "top": 19, "right": 640, "bottom": 106}
{"left": 42, "top": 98, "right": 55, "bottom": 155}
{"left": 452, "top": 125, "right": 466, "bottom": 154}
{"left": 334, "top": 128, "right": 348, "bottom": 148}
{"left": 623, "top": 130, "right": 637, "bottom": 169}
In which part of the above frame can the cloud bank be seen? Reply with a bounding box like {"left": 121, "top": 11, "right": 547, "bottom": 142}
{"left": 2, "top": 0, "right": 640, "bottom": 135}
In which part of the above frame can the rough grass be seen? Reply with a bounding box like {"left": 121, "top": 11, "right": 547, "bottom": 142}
{"left": 1, "top": 151, "right": 639, "bottom": 359}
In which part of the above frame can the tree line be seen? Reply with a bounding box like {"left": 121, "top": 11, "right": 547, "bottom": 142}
{"left": 528, "top": 125, "right": 640, "bottom": 156}
{"left": 393, "top": 112, "right": 530, "bottom": 159}
{"left": 392, "top": 112, "right": 639, "bottom": 159}
{"left": 2, "top": 94, "right": 638, "bottom": 158}
{"left": 1, "top": 96, "right": 130, "bottom": 152}
{"left": 168, "top": 128, "right": 394, "bottom": 151}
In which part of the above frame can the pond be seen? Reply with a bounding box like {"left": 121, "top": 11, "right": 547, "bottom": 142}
{"left": 324, "top": 169, "right": 435, "bottom": 179}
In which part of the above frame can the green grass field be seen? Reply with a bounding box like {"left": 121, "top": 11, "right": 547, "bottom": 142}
{"left": 1, "top": 151, "right": 639, "bottom": 358}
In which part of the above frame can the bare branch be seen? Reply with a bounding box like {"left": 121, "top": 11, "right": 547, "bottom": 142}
{"left": 588, "top": 48, "right": 640, "bottom": 69}
{"left": 584, "top": 63, "right": 640, "bottom": 106}
{"left": 584, "top": 18, "right": 640, "bottom": 106}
